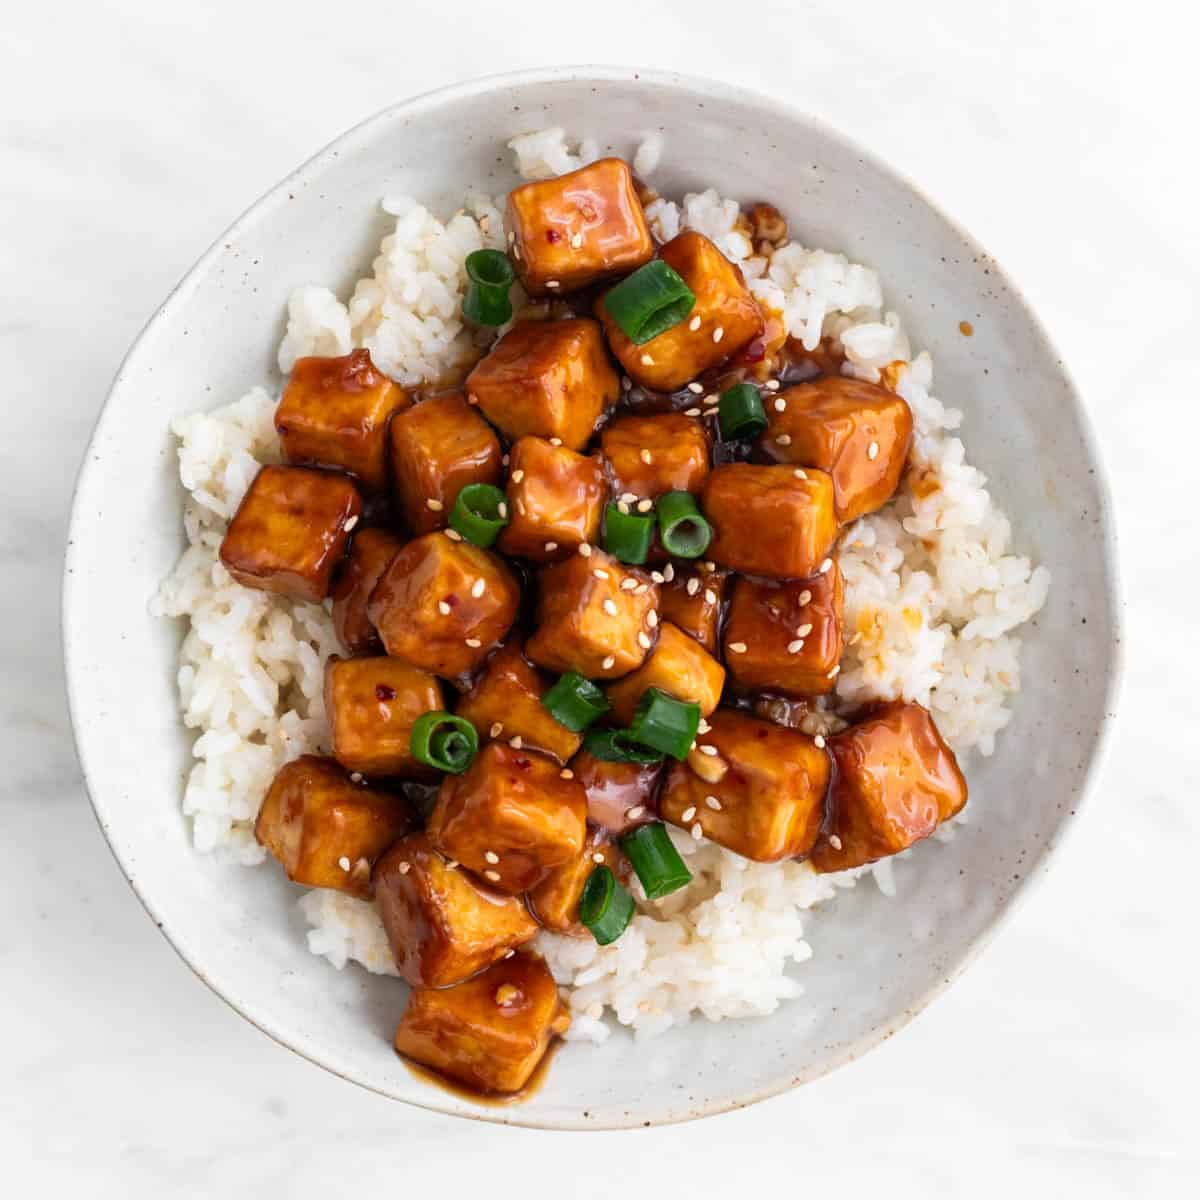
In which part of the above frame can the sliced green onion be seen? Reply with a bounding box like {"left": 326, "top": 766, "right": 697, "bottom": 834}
{"left": 410, "top": 711, "right": 479, "bottom": 774}
{"left": 579, "top": 865, "right": 635, "bottom": 945}
{"left": 603, "top": 503, "right": 655, "bottom": 564}
{"left": 604, "top": 261, "right": 696, "bottom": 345}
{"left": 655, "top": 490, "right": 712, "bottom": 559}
{"left": 542, "top": 672, "right": 610, "bottom": 732}
{"left": 449, "top": 483, "right": 508, "bottom": 547}
{"left": 628, "top": 687, "right": 701, "bottom": 761}
{"left": 718, "top": 382, "right": 767, "bottom": 440}
{"left": 581, "top": 728, "right": 664, "bottom": 764}
{"left": 462, "top": 249, "right": 515, "bottom": 326}
{"left": 620, "top": 822, "right": 693, "bottom": 900}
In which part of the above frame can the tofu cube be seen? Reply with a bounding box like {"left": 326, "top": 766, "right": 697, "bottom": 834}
{"left": 367, "top": 532, "right": 520, "bottom": 679}
{"left": 702, "top": 464, "right": 838, "bottom": 580}
{"left": 497, "top": 436, "right": 607, "bottom": 562}
{"left": 723, "top": 560, "right": 845, "bottom": 696}
{"left": 255, "top": 755, "right": 412, "bottom": 897}
{"left": 760, "top": 376, "right": 913, "bottom": 522}
{"left": 600, "top": 413, "right": 711, "bottom": 500}
{"left": 427, "top": 743, "right": 587, "bottom": 894}
{"left": 525, "top": 549, "right": 660, "bottom": 680}
{"left": 605, "top": 622, "right": 725, "bottom": 725}
{"left": 465, "top": 318, "right": 619, "bottom": 450}
{"left": 598, "top": 232, "right": 763, "bottom": 391}
{"left": 506, "top": 157, "right": 654, "bottom": 296}
{"left": 325, "top": 656, "right": 443, "bottom": 779}
{"left": 276, "top": 349, "right": 409, "bottom": 491}
{"left": 455, "top": 640, "right": 583, "bottom": 764}
{"left": 569, "top": 750, "right": 663, "bottom": 834}
{"left": 811, "top": 701, "right": 967, "bottom": 872}
{"left": 527, "top": 830, "right": 623, "bottom": 933}
{"left": 389, "top": 391, "right": 503, "bottom": 534}
{"left": 659, "top": 709, "right": 829, "bottom": 861}
{"left": 219, "top": 465, "right": 361, "bottom": 602}
{"left": 658, "top": 565, "right": 730, "bottom": 654}
{"left": 394, "top": 952, "right": 569, "bottom": 1095}
{"left": 331, "top": 527, "right": 403, "bottom": 654}
{"left": 374, "top": 832, "right": 538, "bottom": 988}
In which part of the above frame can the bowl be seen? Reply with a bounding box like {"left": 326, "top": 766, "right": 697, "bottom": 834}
{"left": 62, "top": 66, "right": 1120, "bottom": 1128}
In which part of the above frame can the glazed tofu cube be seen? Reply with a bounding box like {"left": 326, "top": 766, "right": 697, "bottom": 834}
{"left": 497, "top": 436, "right": 607, "bottom": 562}
{"left": 389, "top": 392, "right": 503, "bottom": 534}
{"left": 658, "top": 565, "right": 729, "bottom": 654}
{"left": 759, "top": 376, "right": 913, "bottom": 522}
{"left": 659, "top": 709, "right": 829, "bottom": 861}
{"left": 525, "top": 549, "right": 660, "bottom": 680}
{"left": 723, "top": 560, "right": 845, "bottom": 696}
{"left": 465, "top": 318, "right": 619, "bottom": 450}
{"left": 394, "top": 952, "right": 569, "bottom": 1094}
{"left": 325, "top": 656, "right": 443, "bottom": 779}
{"left": 331, "top": 527, "right": 403, "bottom": 654}
{"left": 374, "top": 832, "right": 537, "bottom": 988}
{"left": 599, "top": 232, "right": 763, "bottom": 391}
{"left": 605, "top": 622, "right": 725, "bottom": 725}
{"left": 276, "top": 349, "right": 409, "bottom": 491}
{"left": 506, "top": 158, "right": 653, "bottom": 296}
{"left": 811, "top": 701, "right": 967, "bottom": 872}
{"left": 455, "top": 640, "right": 583, "bottom": 764}
{"left": 702, "top": 464, "right": 838, "bottom": 580}
{"left": 367, "top": 532, "right": 520, "bottom": 679}
{"left": 569, "top": 750, "right": 663, "bottom": 834}
{"left": 255, "top": 755, "right": 412, "bottom": 897}
{"left": 427, "top": 743, "right": 587, "bottom": 894}
{"left": 219, "top": 465, "right": 361, "bottom": 602}
{"left": 527, "top": 830, "right": 623, "bottom": 933}
{"left": 600, "top": 413, "right": 711, "bottom": 500}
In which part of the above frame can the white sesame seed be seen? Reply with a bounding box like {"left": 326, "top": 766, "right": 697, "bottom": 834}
{"left": 603, "top": 599, "right": 619, "bottom": 616}
{"left": 490, "top": 722, "right": 503, "bottom": 737}
{"left": 640, "top": 448, "right": 653, "bottom": 464}
{"left": 691, "top": 822, "right": 704, "bottom": 838}
{"left": 681, "top": 806, "right": 696, "bottom": 822}
{"left": 504, "top": 949, "right": 515, "bottom": 959}
{"left": 776, "top": 434, "right": 792, "bottom": 446}
{"left": 697, "top": 718, "right": 711, "bottom": 733}
{"left": 828, "top": 664, "right": 841, "bottom": 678}
{"left": 829, "top": 834, "right": 843, "bottom": 851}
{"left": 618, "top": 500, "right": 631, "bottom": 514}
{"left": 593, "top": 567, "right": 610, "bottom": 580}
{"left": 485, "top": 850, "right": 499, "bottom": 864}
{"left": 620, "top": 492, "right": 638, "bottom": 504}
{"left": 592, "top": 851, "right": 605, "bottom": 864}
{"left": 502, "top": 454, "right": 509, "bottom": 466}
{"left": 814, "top": 734, "right": 827, "bottom": 749}
{"left": 634, "top": 583, "right": 649, "bottom": 595}
{"left": 426, "top": 498, "right": 444, "bottom": 511}
{"left": 511, "top": 469, "right": 525, "bottom": 483}
{"left": 602, "top": 655, "right": 616, "bottom": 669}
{"left": 546, "top": 280, "right": 561, "bottom": 289}
{"left": 650, "top": 571, "right": 664, "bottom": 584}
{"left": 688, "top": 382, "right": 704, "bottom": 394}
{"left": 338, "top": 856, "right": 351, "bottom": 871}
{"left": 579, "top": 543, "right": 592, "bottom": 557}
{"left": 702, "top": 560, "right": 716, "bottom": 572}
{"left": 570, "top": 232, "right": 583, "bottom": 248}
{"left": 688, "top": 315, "right": 702, "bottom": 332}
{"left": 509, "top": 735, "right": 523, "bottom": 749}
{"left": 774, "top": 398, "right": 787, "bottom": 412}
{"left": 662, "top": 563, "right": 675, "bottom": 581}
{"left": 793, "top": 468, "right": 808, "bottom": 480}
{"left": 686, "top": 576, "right": 700, "bottom": 596}
{"left": 621, "top": 578, "right": 638, "bottom": 591}
{"left": 766, "top": 380, "right": 781, "bottom": 390}
{"left": 513, "top": 244, "right": 522, "bottom": 259}
{"left": 787, "top": 639, "right": 804, "bottom": 654}
{"left": 796, "top": 623, "right": 813, "bottom": 637}
{"left": 712, "top": 326, "right": 724, "bottom": 343}
{"left": 640, "top": 353, "right": 654, "bottom": 366}
{"left": 560, "top": 769, "right": 574, "bottom": 780}
{"left": 544, "top": 541, "right": 558, "bottom": 552}
{"left": 497, "top": 501, "right": 508, "bottom": 518}
{"left": 549, "top": 437, "right": 562, "bottom": 446}
{"left": 647, "top": 610, "right": 658, "bottom": 627}
{"left": 398, "top": 861, "right": 411, "bottom": 874}
{"left": 798, "top": 589, "right": 812, "bottom": 606}
{"left": 626, "top": 805, "right": 646, "bottom": 820}
{"left": 484, "top": 869, "right": 502, "bottom": 882}
{"left": 728, "top": 641, "right": 747, "bottom": 653}
{"left": 515, "top": 498, "right": 527, "bottom": 516}
{"left": 704, "top": 589, "right": 717, "bottom": 604}
{"left": 350, "top": 772, "right": 364, "bottom": 783}
{"left": 637, "top": 631, "right": 651, "bottom": 649}
{"left": 635, "top": 498, "right": 652, "bottom": 513}
{"left": 684, "top": 407, "right": 701, "bottom": 416}
{"left": 698, "top": 745, "right": 718, "bottom": 756}
{"left": 819, "top": 557, "right": 833, "bottom": 574}
{"left": 343, "top": 515, "right": 359, "bottom": 532}
{"left": 508, "top": 231, "right": 515, "bottom": 246}
{"left": 704, "top": 394, "right": 718, "bottom": 406}
{"left": 438, "top": 600, "right": 451, "bottom": 615}
{"left": 471, "top": 578, "right": 485, "bottom": 598}
{"left": 868, "top": 440, "right": 880, "bottom": 460}
{"left": 465, "top": 637, "right": 482, "bottom": 648}
{"left": 705, "top": 795, "right": 722, "bottom": 811}
{"left": 445, "top": 528, "right": 463, "bottom": 542}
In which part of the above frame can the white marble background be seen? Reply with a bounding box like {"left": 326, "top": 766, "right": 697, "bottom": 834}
{"left": 3, "top": 0, "right": 1197, "bottom": 1194}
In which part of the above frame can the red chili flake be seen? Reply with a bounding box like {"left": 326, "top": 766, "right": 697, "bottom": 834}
{"left": 514, "top": 757, "right": 531, "bottom": 770}
{"left": 375, "top": 684, "right": 396, "bottom": 701}
{"left": 739, "top": 337, "right": 767, "bottom": 364}
{"left": 546, "top": 229, "right": 563, "bottom": 243}
{"left": 443, "top": 594, "right": 458, "bottom": 608}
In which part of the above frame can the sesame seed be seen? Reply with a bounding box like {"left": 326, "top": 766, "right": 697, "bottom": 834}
{"left": 602, "top": 655, "right": 615, "bottom": 669}
{"left": 793, "top": 468, "right": 808, "bottom": 480}
{"left": 603, "top": 599, "right": 619, "bottom": 616}
{"left": 467, "top": 393, "right": 479, "bottom": 406}
{"left": 560, "top": 769, "right": 574, "bottom": 780}
{"left": 338, "top": 856, "right": 351, "bottom": 871}
{"left": 546, "top": 280, "right": 561, "bottom": 289}
{"left": 592, "top": 852, "right": 605, "bottom": 864}
{"left": 471, "top": 578, "right": 485, "bottom": 598}
{"left": 344, "top": 515, "right": 359, "bottom": 532}
{"left": 502, "top": 454, "right": 509, "bottom": 466}
{"left": 593, "top": 567, "right": 610, "bottom": 580}
{"left": 398, "top": 861, "right": 411, "bottom": 874}
{"left": 684, "top": 407, "right": 701, "bottom": 416}
{"left": 704, "top": 394, "right": 718, "bottom": 406}
{"left": 774, "top": 398, "right": 787, "bottom": 412}
{"left": 544, "top": 541, "right": 558, "bottom": 552}
{"left": 662, "top": 563, "right": 675, "bottom": 581}
{"left": 513, "top": 244, "right": 522, "bottom": 259}
{"left": 814, "top": 734, "right": 827, "bottom": 749}
{"left": 637, "top": 631, "right": 651, "bottom": 649}
{"left": 484, "top": 869, "right": 502, "bottom": 882}
{"left": 697, "top": 719, "right": 711, "bottom": 733}
{"left": 504, "top": 949, "right": 515, "bottom": 959}
{"left": 798, "top": 590, "right": 812, "bottom": 606}
{"left": 828, "top": 664, "right": 841, "bottom": 678}
{"left": 570, "top": 232, "right": 583, "bottom": 248}
{"left": 867, "top": 440, "right": 880, "bottom": 460}
{"left": 445, "top": 528, "right": 463, "bottom": 542}
{"left": 350, "top": 771, "right": 364, "bottom": 783}
{"left": 511, "top": 469, "right": 525, "bottom": 483}
{"left": 640, "top": 448, "right": 653, "bottom": 464}
{"left": 446, "top": 859, "right": 457, "bottom": 870}
{"left": 647, "top": 610, "right": 658, "bottom": 627}
{"left": 787, "top": 639, "right": 805, "bottom": 654}
{"left": 465, "top": 637, "right": 482, "bottom": 648}
{"left": 702, "top": 561, "right": 716, "bottom": 572}
{"left": 490, "top": 722, "right": 503, "bottom": 737}
{"left": 650, "top": 571, "right": 664, "bottom": 584}
{"left": 688, "top": 382, "right": 704, "bottom": 394}
{"left": 626, "top": 805, "right": 646, "bottom": 820}
{"left": 509, "top": 735, "right": 523, "bottom": 749}
{"left": 728, "top": 641, "right": 747, "bottom": 653}
{"left": 549, "top": 437, "right": 562, "bottom": 446}
{"left": 819, "top": 557, "right": 833, "bottom": 574}
{"left": 438, "top": 600, "right": 451, "bottom": 615}
{"left": 636, "top": 498, "right": 653, "bottom": 513}
{"left": 621, "top": 578, "right": 638, "bottom": 591}
{"left": 776, "top": 434, "right": 792, "bottom": 446}
{"left": 634, "top": 583, "right": 649, "bottom": 595}
{"left": 698, "top": 745, "right": 718, "bottom": 756}
{"left": 796, "top": 623, "right": 813, "bottom": 637}
{"left": 829, "top": 834, "right": 843, "bottom": 851}
{"left": 766, "top": 380, "right": 781, "bottom": 390}
{"left": 686, "top": 577, "right": 700, "bottom": 596}
{"left": 691, "top": 822, "right": 704, "bottom": 838}
{"left": 705, "top": 795, "right": 722, "bottom": 811}
{"left": 485, "top": 850, "right": 499, "bottom": 864}
{"left": 620, "top": 492, "right": 638, "bottom": 504}
{"left": 640, "top": 353, "right": 654, "bottom": 366}
{"left": 681, "top": 806, "right": 697, "bottom": 822}
{"left": 688, "top": 315, "right": 702, "bottom": 331}
{"left": 704, "top": 589, "right": 717, "bottom": 604}
{"left": 426, "top": 498, "right": 444, "bottom": 511}
{"left": 507, "top": 231, "right": 515, "bottom": 246}
{"left": 618, "top": 501, "right": 631, "bottom": 514}
{"left": 578, "top": 543, "right": 592, "bottom": 557}
{"left": 712, "top": 326, "right": 724, "bottom": 343}
{"left": 497, "top": 501, "right": 508, "bottom": 518}
{"left": 516, "top": 498, "right": 527, "bottom": 516}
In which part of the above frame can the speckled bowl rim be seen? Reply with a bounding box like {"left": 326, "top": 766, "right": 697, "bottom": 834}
{"left": 62, "top": 64, "right": 1123, "bottom": 1129}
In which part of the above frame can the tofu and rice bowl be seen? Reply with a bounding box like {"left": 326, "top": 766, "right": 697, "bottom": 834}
{"left": 154, "top": 127, "right": 1050, "bottom": 1097}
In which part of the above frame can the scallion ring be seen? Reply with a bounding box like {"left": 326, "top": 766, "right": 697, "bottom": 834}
{"left": 542, "top": 672, "right": 610, "bottom": 733}
{"left": 579, "top": 865, "right": 635, "bottom": 945}
{"left": 603, "top": 502, "right": 655, "bottom": 565}
{"left": 410, "top": 711, "right": 479, "bottom": 774}
{"left": 717, "top": 382, "right": 767, "bottom": 440}
{"left": 581, "top": 728, "right": 664, "bottom": 765}
{"left": 462, "top": 249, "right": 515, "bottom": 327}
{"left": 655, "top": 490, "right": 712, "bottom": 559}
{"left": 604, "top": 260, "right": 696, "bottom": 345}
{"left": 449, "top": 483, "right": 509, "bottom": 547}
{"left": 620, "top": 822, "right": 693, "bottom": 900}
{"left": 628, "top": 687, "right": 701, "bottom": 761}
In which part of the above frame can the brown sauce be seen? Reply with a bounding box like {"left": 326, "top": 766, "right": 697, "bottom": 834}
{"left": 397, "top": 1036, "right": 562, "bottom": 1106}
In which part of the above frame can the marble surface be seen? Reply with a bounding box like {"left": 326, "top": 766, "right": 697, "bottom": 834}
{"left": 3, "top": 0, "right": 1196, "bottom": 1193}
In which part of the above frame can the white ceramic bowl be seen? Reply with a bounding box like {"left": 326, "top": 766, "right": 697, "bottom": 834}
{"left": 63, "top": 66, "right": 1120, "bottom": 1128}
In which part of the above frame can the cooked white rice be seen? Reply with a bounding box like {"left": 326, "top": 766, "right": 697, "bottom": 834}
{"left": 155, "top": 128, "right": 1048, "bottom": 1041}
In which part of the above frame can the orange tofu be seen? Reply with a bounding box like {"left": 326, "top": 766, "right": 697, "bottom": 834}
{"left": 455, "top": 640, "right": 583, "bottom": 764}
{"left": 331, "top": 527, "right": 404, "bottom": 654}
{"left": 506, "top": 157, "right": 654, "bottom": 296}
{"left": 702, "top": 464, "right": 838, "bottom": 580}
{"left": 465, "top": 318, "right": 619, "bottom": 450}
{"left": 389, "top": 392, "right": 503, "bottom": 534}
{"left": 525, "top": 549, "right": 660, "bottom": 680}
{"left": 599, "top": 232, "right": 763, "bottom": 391}
{"left": 723, "top": 560, "right": 844, "bottom": 696}
{"left": 427, "top": 743, "right": 587, "bottom": 894}
{"left": 276, "top": 349, "right": 409, "bottom": 491}
{"left": 759, "top": 376, "right": 913, "bottom": 522}
{"left": 255, "top": 756, "right": 411, "bottom": 897}
{"left": 324, "top": 656, "right": 443, "bottom": 779}
{"left": 600, "top": 412, "right": 711, "bottom": 500}
{"left": 658, "top": 565, "right": 729, "bottom": 654}
{"left": 659, "top": 709, "right": 829, "bottom": 861}
{"left": 497, "top": 436, "right": 607, "bottom": 562}
{"left": 374, "top": 832, "right": 537, "bottom": 988}
{"left": 569, "top": 750, "right": 663, "bottom": 834}
{"left": 527, "top": 829, "right": 623, "bottom": 934}
{"left": 394, "top": 952, "right": 569, "bottom": 1095}
{"left": 811, "top": 701, "right": 967, "bottom": 872}
{"left": 367, "top": 532, "right": 520, "bottom": 679}
{"left": 219, "top": 465, "right": 361, "bottom": 602}
{"left": 605, "top": 622, "right": 725, "bottom": 725}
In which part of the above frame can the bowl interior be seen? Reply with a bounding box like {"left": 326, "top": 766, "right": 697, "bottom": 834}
{"left": 63, "top": 68, "right": 1118, "bottom": 1128}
